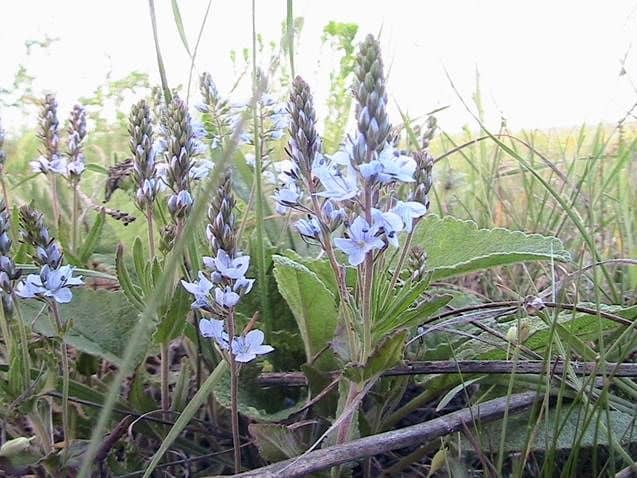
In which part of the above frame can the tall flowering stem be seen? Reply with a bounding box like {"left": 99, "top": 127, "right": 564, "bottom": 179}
{"left": 17, "top": 206, "right": 84, "bottom": 462}
{"left": 354, "top": 35, "right": 392, "bottom": 360}
{"left": 251, "top": 2, "right": 273, "bottom": 340}
{"left": 160, "top": 96, "right": 199, "bottom": 414}
{"left": 66, "top": 104, "right": 87, "bottom": 253}
{"left": 277, "top": 35, "right": 433, "bottom": 450}
{"left": 182, "top": 172, "right": 273, "bottom": 473}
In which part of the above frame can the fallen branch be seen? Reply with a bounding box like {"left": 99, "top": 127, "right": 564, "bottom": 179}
{"left": 227, "top": 391, "right": 538, "bottom": 477}
{"left": 256, "top": 360, "right": 637, "bottom": 387}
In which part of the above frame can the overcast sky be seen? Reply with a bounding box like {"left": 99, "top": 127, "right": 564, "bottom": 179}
{"left": 1, "top": 0, "right": 637, "bottom": 134}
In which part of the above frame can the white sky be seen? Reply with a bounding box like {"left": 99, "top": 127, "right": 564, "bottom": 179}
{"left": 1, "top": 0, "right": 637, "bottom": 134}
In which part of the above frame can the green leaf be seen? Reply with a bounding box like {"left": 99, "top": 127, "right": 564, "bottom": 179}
{"left": 345, "top": 330, "right": 407, "bottom": 383}
{"left": 470, "top": 403, "right": 637, "bottom": 452}
{"left": 18, "top": 289, "right": 147, "bottom": 367}
{"left": 170, "top": 0, "right": 192, "bottom": 57}
{"left": 152, "top": 286, "right": 189, "bottom": 344}
{"left": 377, "top": 295, "right": 453, "bottom": 336}
{"left": 132, "top": 237, "right": 148, "bottom": 292}
{"left": 249, "top": 423, "right": 306, "bottom": 462}
{"left": 213, "top": 366, "right": 305, "bottom": 422}
{"left": 115, "top": 243, "right": 144, "bottom": 311}
{"left": 412, "top": 215, "right": 571, "bottom": 280}
{"left": 79, "top": 211, "right": 105, "bottom": 264}
{"left": 272, "top": 255, "right": 338, "bottom": 369}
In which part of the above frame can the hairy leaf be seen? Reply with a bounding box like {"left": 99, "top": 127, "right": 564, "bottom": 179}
{"left": 272, "top": 255, "right": 338, "bottom": 369}
{"left": 412, "top": 215, "right": 570, "bottom": 280}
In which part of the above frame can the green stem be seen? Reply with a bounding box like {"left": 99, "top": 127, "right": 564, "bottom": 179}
{"left": 386, "top": 229, "right": 414, "bottom": 296}
{"left": 226, "top": 310, "right": 241, "bottom": 472}
{"left": 251, "top": 0, "right": 272, "bottom": 340}
{"left": 50, "top": 174, "right": 60, "bottom": 228}
{"left": 146, "top": 206, "right": 156, "bottom": 259}
{"left": 72, "top": 182, "right": 79, "bottom": 253}
{"left": 160, "top": 343, "right": 170, "bottom": 415}
{"left": 50, "top": 302, "right": 70, "bottom": 462}
{"left": 361, "top": 188, "right": 374, "bottom": 361}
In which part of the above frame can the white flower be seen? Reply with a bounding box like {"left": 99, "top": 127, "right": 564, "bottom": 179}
{"left": 231, "top": 329, "right": 274, "bottom": 363}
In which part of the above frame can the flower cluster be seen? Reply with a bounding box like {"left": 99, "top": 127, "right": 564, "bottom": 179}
{"left": 196, "top": 72, "right": 234, "bottom": 150}
{"left": 161, "top": 97, "right": 207, "bottom": 219}
{"left": 66, "top": 104, "right": 87, "bottom": 181}
{"left": 276, "top": 37, "right": 433, "bottom": 269}
{"left": 181, "top": 172, "right": 273, "bottom": 363}
{"left": 129, "top": 99, "right": 160, "bottom": 209}
{"left": 16, "top": 206, "right": 83, "bottom": 304}
{"left": 31, "top": 94, "right": 66, "bottom": 175}
{"left": 0, "top": 200, "right": 20, "bottom": 314}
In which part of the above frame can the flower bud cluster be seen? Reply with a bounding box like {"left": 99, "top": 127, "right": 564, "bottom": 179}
{"left": 66, "top": 104, "right": 87, "bottom": 181}
{"left": 162, "top": 97, "right": 208, "bottom": 219}
{"left": 0, "top": 200, "right": 19, "bottom": 314}
{"left": 196, "top": 72, "right": 233, "bottom": 150}
{"left": 129, "top": 100, "right": 159, "bottom": 209}
{"left": 31, "top": 94, "right": 66, "bottom": 175}
{"left": 181, "top": 173, "right": 273, "bottom": 363}
{"left": 16, "top": 206, "right": 83, "bottom": 304}
{"left": 163, "top": 97, "right": 198, "bottom": 219}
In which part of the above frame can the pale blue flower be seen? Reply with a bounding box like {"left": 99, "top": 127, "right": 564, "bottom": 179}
{"left": 203, "top": 250, "right": 250, "bottom": 280}
{"left": 136, "top": 178, "right": 160, "bottom": 204}
{"left": 372, "top": 209, "right": 403, "bottom": 247}
{"left": 274, "top": 183, "right": 300, "bottom": 214}
{"left": 314, "top": 161, "right": 359, "bottom": 201}
{"left": 199, "top": 318, "right": 229, "bottom": 349}
{"left": 376, "top": 145, "right": 416, "bottom": 184}
{"left": 30, "top": 155, "right": 67, "bottom": 175}
{"left": 16, "top": 265, "right": 83, "bottom": 304}
{"left": 67, "top": 158, "right": 85, "bottom": 177}
{"left": 231, "top": 329, "right": 274, "bottom": 363}
{"left": 295, "top": 216, "right": 321, "bottom": 240}
{"left": 215, "top": 286, "right": 240, "bottom": 308}
{"left": 392, "top": 200, "right": 428, "bottom": 232}
{"left": 234, "top": 276, "right": 254, "bottom": 295}
{"left": 168, "top": 189, "right": 193, "bottom": 216}
{"left": 322, "top": 199, "right": 345, "bottom": 224}
{"left": 181, "top": 271, "right": 214, "bottom": 308}
{"left": 334, "top": 216, "right": 385, "bottom": 266}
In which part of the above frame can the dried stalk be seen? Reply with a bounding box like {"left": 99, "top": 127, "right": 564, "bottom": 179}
{"left": 228, "top": 391, "right": 538, "bottom": 477}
